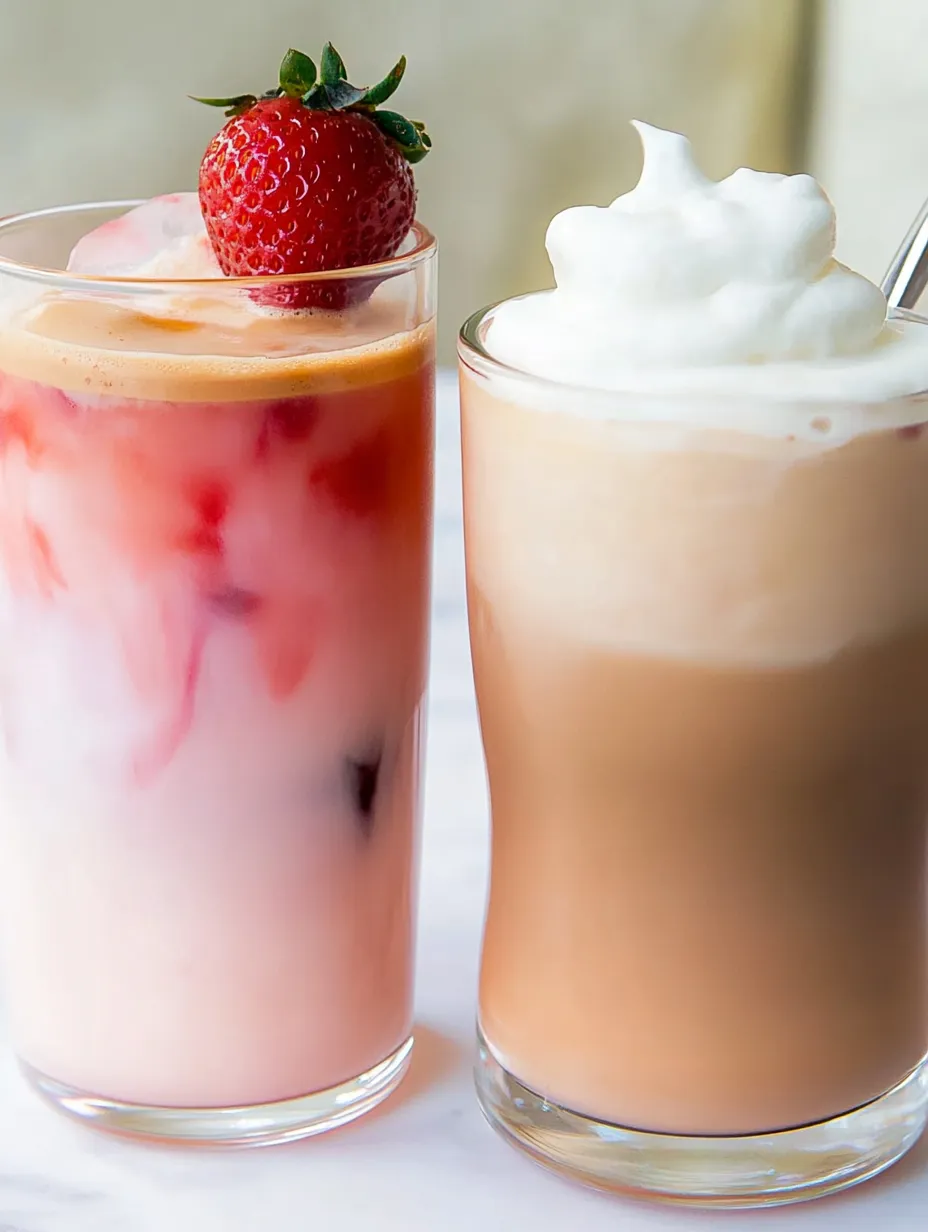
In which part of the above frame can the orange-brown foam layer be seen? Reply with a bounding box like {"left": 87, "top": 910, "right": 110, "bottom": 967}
{"left": 0, "top": 291, "right": 434, "bottom": 401}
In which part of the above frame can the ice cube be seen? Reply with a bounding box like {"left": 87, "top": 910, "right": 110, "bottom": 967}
{"left": 67, "top": 192, "right": 222, "bottom": 278}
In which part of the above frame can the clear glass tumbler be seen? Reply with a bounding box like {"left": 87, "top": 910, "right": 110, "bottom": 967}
{"left": 0, "top": 203, "right": 436, "bottom": 1145}
{"left": 460, "top": 302, "right": 928, "bottom": 1207}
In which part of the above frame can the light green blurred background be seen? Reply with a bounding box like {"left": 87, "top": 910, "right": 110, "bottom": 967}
{"left": 0, "top": 0, "right": 924, "bottom": 361}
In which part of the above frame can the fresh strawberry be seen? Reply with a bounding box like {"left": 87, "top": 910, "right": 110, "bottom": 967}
{"left": 194, "top": 43, "right": 430, "bottom": 309}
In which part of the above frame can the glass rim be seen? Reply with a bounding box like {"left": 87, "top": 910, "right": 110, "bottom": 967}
{"left": 458, "top": 297, "right": 928, "bottom": 407}
{"left": 0, "top": 199, "right": 437, "bottom": 292}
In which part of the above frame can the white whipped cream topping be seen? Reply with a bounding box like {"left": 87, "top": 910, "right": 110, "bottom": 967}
{"left": 486, "top": 123, "right": 928, "bottom": 408}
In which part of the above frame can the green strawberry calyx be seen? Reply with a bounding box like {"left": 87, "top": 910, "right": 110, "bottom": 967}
{"left": 192, "top": 43, "right": 432, "bottom": 164}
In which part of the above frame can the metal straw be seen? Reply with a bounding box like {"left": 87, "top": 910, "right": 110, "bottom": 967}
{"left": 881, "top": 198, "right": 928, "bottom": 310}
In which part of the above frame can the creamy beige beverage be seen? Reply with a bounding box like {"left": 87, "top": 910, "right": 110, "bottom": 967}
{"left": 465, "top": 389, "right": 928, "bottom": 1134}
{"left": 462, "top": 123, "right": 928, "bottom": 1169}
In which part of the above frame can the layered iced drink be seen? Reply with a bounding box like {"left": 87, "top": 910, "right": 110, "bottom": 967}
{"left": 461, "top": 123, "right": 928, "bottom": 1205}
{"left": 0, "top": 184, "right": 435, "bottom": 1141}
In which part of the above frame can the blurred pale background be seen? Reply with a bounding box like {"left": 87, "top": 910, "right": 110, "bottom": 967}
{"left": 0, "top": 0, "right": 921, "bottom": 360}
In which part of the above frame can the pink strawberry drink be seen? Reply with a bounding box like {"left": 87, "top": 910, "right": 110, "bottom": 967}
{"left": 0, "top": 179, "right": 435, "bottom": 1134}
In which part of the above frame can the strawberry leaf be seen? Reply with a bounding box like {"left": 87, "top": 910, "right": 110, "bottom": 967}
{"left": 404, "top": 143, "right": 431, "bottom": 165}
{"left": 325, "top": 81, "right": 367, "bottom": 109}
{"left": 190, "top": 93, "right": 257, "bottom": 117}
{"left": 320, "top": 42, "right": 347, "bottom": 85}
{"left": 279, "top": 49, "right": 317, "bottom": 98}
{"left": 372, "top": 110, "right": 419, "bottom": 147}
{"left": 372, "top": 108, "right": 431, "bottom": 160}
{"left": 301, "top": 82, "right": 333, "bottom": 110}
{"left": 358, "top": 56, "right": 406, "bottom": 107}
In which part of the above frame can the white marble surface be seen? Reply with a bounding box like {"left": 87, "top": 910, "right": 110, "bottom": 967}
{"left": 0, "top": 370, "right": 927, "bottom": 1230}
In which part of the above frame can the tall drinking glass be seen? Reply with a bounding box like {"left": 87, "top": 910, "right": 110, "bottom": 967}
{"left": 460, "top": 302, "right": 928, "bottom": 1207}
{"left": 0, "top": 202, "right": 436, "bottom": 1145}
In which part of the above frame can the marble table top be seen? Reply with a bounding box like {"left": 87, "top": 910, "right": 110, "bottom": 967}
{"left": 1, "top": 370, "right": 926, "bottom": 1230}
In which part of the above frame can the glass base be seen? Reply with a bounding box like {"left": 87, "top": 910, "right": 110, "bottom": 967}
{"left": 22, "top": 1035, "right": 414, "bottom": 1148}
{"left": 475, "top": 1028, "right": 928, "bottom": 1208}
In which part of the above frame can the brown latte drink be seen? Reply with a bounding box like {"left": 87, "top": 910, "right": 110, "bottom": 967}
{"left": 461, "top": 123, "right": 928, "bottom": 1207}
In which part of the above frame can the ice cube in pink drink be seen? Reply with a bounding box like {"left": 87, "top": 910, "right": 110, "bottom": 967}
{"left": 67, "top": 193, "right": 221, "bottom": 278}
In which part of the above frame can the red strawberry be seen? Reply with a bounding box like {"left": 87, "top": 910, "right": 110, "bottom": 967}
{"left": 195, "top": 44, "right": 430, "bottom": 309}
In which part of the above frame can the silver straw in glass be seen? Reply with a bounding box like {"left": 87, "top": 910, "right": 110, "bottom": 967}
{"left": 882, "top": 198, "right": 928, "bottom": 310}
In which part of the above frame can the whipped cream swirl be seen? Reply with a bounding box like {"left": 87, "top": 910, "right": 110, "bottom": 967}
{"left": 485, "top": 123, "right": 928, "bottom": 404}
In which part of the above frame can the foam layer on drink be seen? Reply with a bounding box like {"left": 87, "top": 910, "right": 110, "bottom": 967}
{"left": 0, "top": 294, "right": 432, "bottom": 402}
{"left": 484, "top": 123, "right": 928, "bottom": 434}
{"left": 0, "top": 195, "right": 432, "bottom": 401}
